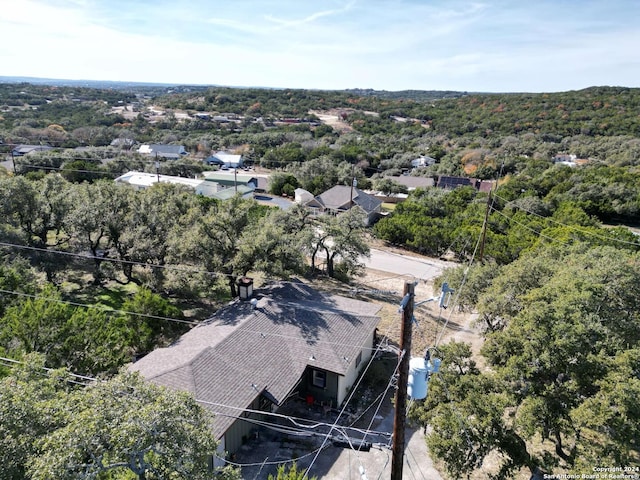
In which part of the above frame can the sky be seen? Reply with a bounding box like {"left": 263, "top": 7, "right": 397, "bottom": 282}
{"left": 1, "top": 0, "right": 639, "bottom": 93}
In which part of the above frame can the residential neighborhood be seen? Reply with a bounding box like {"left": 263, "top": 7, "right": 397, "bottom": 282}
{"left": 1, "top": 78, "right": 638, "bottom": 480}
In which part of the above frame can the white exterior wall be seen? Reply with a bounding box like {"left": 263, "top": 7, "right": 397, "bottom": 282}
{"left": 336, "top": 335, "right": 375, "bottom": 406}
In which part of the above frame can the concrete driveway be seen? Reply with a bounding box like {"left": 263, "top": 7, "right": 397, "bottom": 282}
{"left": 234, "top": 399, "right": 443, "bottom": 480}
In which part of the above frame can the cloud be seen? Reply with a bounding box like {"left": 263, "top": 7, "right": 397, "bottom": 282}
{"left": 1, "top": 0, "right": 639, "bottom": 91}
{"left": 264, "top": 0, "right": 356, "bottom": 29}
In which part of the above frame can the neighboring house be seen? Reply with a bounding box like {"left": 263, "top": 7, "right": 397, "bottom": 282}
{"left": 304, "top": 185, "right": 383, "bottom": 226}
{"left": 436, "top": 175, "right": 495, "bottom": 192}
{"left": 11, "top": 144, "right": 53, "bottom": 156}
{"left": 205, "top": 151, "right": 243, "bottom": 168}
{"left": 130, "top": 280, "right": 381, "bottom": 464}
{"left": 553, "top": 154, "right": 577, "bottom": 164}
{"left": 138, "top": 144, "right": 188, "bottom": 159}
{"left": 210, "top": 184, "right": 254, "bottom": 201}
{"left": 294, "top": 188, "right": 315, "bottom": 205}
{"left": 202, "top": 171, "right": 258, "bottom": 190}
{"left": 114, "top": 171, "right": 219, "bottom": 197}
{"left": 115, "top": 171, "right": 255, "bottom": 200}
{"left": 411, "top": 155, "right": 437, "bottom": 169}
{"left": 476, "top": 180, "right": 494, "bottom": 193}
{"left": 384, "top": 175, "right": 435, "bottom": 191}
{"left": 552, "top": 153, "right": 589, "bottom": 167}
{"left": 436, "top": 175, "right": 474, "bottom": 189}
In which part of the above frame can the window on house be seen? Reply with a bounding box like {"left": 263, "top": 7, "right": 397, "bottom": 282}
{"left": 312, "top": 369, "right": 326, "bottom": 388}
{"left": 355, "top": 352, "right": 362, "bottom": 368}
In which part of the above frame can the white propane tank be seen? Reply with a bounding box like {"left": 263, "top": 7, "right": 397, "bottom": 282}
{"left": 407, "top": 357, "right": 428, "bottom": 400}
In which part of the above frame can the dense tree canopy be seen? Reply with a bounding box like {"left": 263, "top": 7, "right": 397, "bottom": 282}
{"left": 412, "top": 244, "right": 640, "bottom": 477}
{"left": 0, "top": 355, "right": 240, "bottom": 480}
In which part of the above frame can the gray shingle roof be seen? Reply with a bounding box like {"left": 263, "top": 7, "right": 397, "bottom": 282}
{"left": 384, "top": 175, "right": 435, "bottom": 189}
{"left": 311, "top": 185, "right": 382, "bottom": 214}
{"left": 130, "top": 281, "right": 380, "bottom": 439}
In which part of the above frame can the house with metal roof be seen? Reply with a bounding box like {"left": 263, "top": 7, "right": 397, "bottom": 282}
{"left": 304, "top": 185, "right": 383, "bottom": 226}
{"left": 129, "top": 280, "right": 381, "bottom": 464}
{"left": 202, "top": 171, "right": 258, "bottom": 190}
{"left": 115, "top": 171, "right": 219, "bottom": 196}
{"left": 205, "top": 151, "right": 243, "bottom": 168}
{"left": 114, "top": 171, "right": 256, "bottom": 200}
{"left": 11, "top": 144, "right": 53, "bottom": 156}
{"left": 138, "top": 144, "right": 188, "bottom": 159}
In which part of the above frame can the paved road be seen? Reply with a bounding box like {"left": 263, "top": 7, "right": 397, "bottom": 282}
{"left": 364, "top": 248, "right": 449, "bottom": 281}
{"left": 1, "top": 158, "right": 13, "bottom": 172}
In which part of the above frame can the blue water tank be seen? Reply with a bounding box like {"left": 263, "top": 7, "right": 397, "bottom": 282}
{"left": 407, "top": 357, "right": 428, "bottom": 400}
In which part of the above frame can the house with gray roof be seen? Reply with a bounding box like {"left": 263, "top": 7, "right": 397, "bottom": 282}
{"left": 304, "top": 185, "right": 383, "bottom": 226}
{"left": 138, "top": 143, "right": 188, "bottom": 159}
{"left": 11, "top": 144, "right": 53, "bottom": 156}
{"left": 129, "top": 280, "right": 380, "bottom": 463}
{"left": 384, "top": 175, "right": 435, "bottom": 191}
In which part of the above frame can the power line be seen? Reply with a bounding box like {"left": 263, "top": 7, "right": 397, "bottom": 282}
{"left": 492, "top": 192, "right": 640, "bottom": 248}
{"left": 304, "top": 331, "right": 395, "bottom": 479}
{"left": 0, "top": 288, "right": 199, "bottom": 326}
{"left": 215, "top": 447, "right": 323, "bottom": 468}
{"left": 488, "top": 206, "right": 570, "bottom": 246}
{"left": 12, "top": 163, "right": 119, "bottom": 177}
{"left": 0, "top": 284, "right": 391, "bottom": 354}
{"left": 0, "top": 355, "right": 96, "bottom": 386}
{"left": 193, "top": 398, "right": 392, "bottom": 439}
{"left": 2, "top": 356, "right": 393, "bottom": 443}
{"left": 0, "top": 241, "right": 228, "bottom": 280}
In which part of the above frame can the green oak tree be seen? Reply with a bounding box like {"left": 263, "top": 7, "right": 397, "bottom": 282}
{"left": 29, "top": 371, "right": 225, "bottom": 480}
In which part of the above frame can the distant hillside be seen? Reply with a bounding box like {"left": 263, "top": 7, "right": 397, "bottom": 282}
{"left": 0, "top": 76, "right": 214, "bottom": 96}
{"left": 0, "top": 76, "right": 468, "bottom": 100}
{"left": 344, "top": 88, "right": 468, "bottom": 101}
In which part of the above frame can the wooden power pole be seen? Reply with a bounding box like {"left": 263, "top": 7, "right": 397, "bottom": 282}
{"left": 391, "top": 281, "right": 415, "bottom": 480}
{"left": 478, "top": 189, "right": 492, "bottom": 262}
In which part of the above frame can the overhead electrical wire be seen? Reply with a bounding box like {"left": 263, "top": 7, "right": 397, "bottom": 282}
{"left": 303, "top": 337, "right": 400, "bottom": 480}
{"left": 488, "top": 205, "right": 569, "bottom": 245}
{"left": 216, "top": 447, "right": 323, "bottom": 468}
{"left": 492, "top": 191, "right": 640, "bottom": 248}
{"left": 0, "top": 288, "right": 200, "bottom": 326}
{"left": 0, "top": 285, "right": 390, "bottom": 353}
{"left": 0, "top": 355, "right": 96, "bottom": 386}
{"left": 1, "top": 357, "right": 393, "bottom": 444}
{"left": 0, "top": 240, "right": 228, "bottom": 279}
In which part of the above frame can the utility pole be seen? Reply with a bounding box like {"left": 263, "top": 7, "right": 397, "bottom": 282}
{"left": 391, "top": 281, "right": 415, "bottom": 480}
{"left": 234, "top": 167, "right": 238, "bottom": 194}
{"left": 478, "top": 188, "right": 492, "bottom": 262}
{"left": 155, "top": 155, "right": 160, "bottom": 184}
{"left": 350, "top": 162, "right": 356, "bottom": 208}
